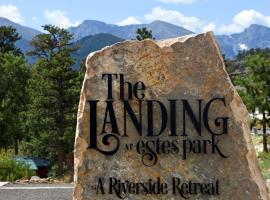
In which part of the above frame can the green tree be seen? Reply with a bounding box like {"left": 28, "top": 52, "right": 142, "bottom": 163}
{"left": 26, "top": 25, "right": 80, "bottom": 176}
{"left": 0, "top": 26, "right": 22, "bottom": 56}
{"left": 235, "top": 51, "right": 270, "bottom": 152}
{"left": 136, "top": 27, "right": 153, "bottom": 41}
{"left": 0, "top": 26, "right": 29, "bottom": 153}
{"left": 0, "top": 53, "right": 30, "bottom": 153}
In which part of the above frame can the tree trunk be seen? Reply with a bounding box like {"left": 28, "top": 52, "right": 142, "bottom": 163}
{"left": 57, "top": 142, "right": 65, "bottom": 177}
{"left": 14, "top": 139, "right": 18, "bottom": 155}
{"left": 262, "top": 110, "right": 268, "bottom": 153}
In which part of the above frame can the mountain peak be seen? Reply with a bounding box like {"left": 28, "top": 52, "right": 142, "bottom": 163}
{"left": 150, "top": 20, "right": 167, "bottom": 24}
{"left": 80, "top": 19, "right": 109, "bottom": 25}
{"left": 241, "top": 24, "right": 270, "bottom": 36}
{"left": 150, "top": 20, "right": 174, "bottom": 25}
{"left": 242, "top": 24, "right": 270, "bottom": 34}
{"left": 248, "top": 24, "right": 268, "bottom": 29}
{"left": 216, "top": 23, "right": 270, "bottom": 58}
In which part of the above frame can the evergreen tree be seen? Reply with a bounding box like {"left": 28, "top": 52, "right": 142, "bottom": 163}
{"left": 235, "top": 51, "right": 270, "bottom": 152}
{"left": 0, "top": 26, "right": 22, "bottom": 56}
{"left": 0, "top": 26, "right": 29, "bottom": 153}
{"left": 136, "top": 27, "right": 153, "bottom": 41}
{"left": 0, "top": 53, "right": 30, "bottom": 153}
{"left": 26, "top": 25, "right": 80, "bottom": 176}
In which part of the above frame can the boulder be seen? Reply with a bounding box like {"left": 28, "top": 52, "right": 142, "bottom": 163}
{"left": 74, "top": 32, "right": 268, "bottom": 200}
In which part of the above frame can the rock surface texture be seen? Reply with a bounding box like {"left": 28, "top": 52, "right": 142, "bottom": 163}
{"left": 74, "top": 32, "right": 268, "bottom": 200}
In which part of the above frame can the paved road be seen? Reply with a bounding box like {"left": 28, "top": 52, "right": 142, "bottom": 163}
{"left": 0, "top": 183, "right": 73, "bottom": 200}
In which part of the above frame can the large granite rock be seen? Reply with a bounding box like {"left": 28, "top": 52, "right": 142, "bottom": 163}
{"left": 74, "top": 32, "right": 268, "bottom": 200}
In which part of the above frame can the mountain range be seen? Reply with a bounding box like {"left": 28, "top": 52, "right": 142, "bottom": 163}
{"left": 216, "top": 24, "right": 270, "bottom": 58}
{"left": 68, "top": 20, "right": 193, "bottom": 41}
{"left": 1, "top": 17, "right": 270, "bottom": 63}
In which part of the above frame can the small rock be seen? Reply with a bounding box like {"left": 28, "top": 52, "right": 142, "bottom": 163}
{"left": 30, "top": 176, "right": 40, "bottom": 181}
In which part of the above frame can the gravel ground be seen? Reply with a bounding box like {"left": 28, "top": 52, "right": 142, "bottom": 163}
{"left": 0, "top": 183, "right": 73, "bottom": 200}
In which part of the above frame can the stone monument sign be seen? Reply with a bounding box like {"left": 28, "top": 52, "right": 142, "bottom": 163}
{"left": 73, "top": 32, "right": 268, "bottom": 200}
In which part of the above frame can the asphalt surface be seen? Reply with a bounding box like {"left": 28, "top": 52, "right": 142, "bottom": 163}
{"left": 0, "top": 183, "right": 73, "bottom": 200}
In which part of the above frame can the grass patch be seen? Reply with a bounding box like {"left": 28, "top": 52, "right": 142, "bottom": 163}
{"left": 0, "top": 151, "right": 35, "bottom": 181}
{"left": 258, "top": 151, "right": 270, "bottom": 180}
{"left": 251, "top": 135, "right": 270, "bottom": 180}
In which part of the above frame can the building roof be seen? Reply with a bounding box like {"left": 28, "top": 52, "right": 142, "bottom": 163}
{"left": 14, "top": 157, "right": 50, "bottom": 170}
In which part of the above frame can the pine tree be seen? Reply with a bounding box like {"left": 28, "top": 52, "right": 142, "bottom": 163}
{"left": 0, "top": 26, "right": 22, "bottom": 56}
{"left": 0, "top": 53, "right": 30, "bottom": 153}
{"left": 26, "top": 25, "right": 80, "bottom": 176}
{"left": 235, "top": 50, "right": 270, "bottom": 152}
{"left": 0, "top": 26, "right": 29, "bottom": 153}
{"left": 136, "top": 27, "right": 153, "bottom": 41}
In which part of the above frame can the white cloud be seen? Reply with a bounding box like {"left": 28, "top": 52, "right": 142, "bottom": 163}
{"left": 217, "top": 10, "right": 270, "bottom": 34}
{"left": 44, "top": 10, "right": 81, "bottom": 28}
{"left": 116, "top": 16, "right": 141, "bottom": 26}
{"left": 0, "top": 4, "right": 24, "bottom": 24}
{"left": 158, "top": 0, "right": 196, "bottom": 4}
{"left": 239, "top": 43, "right": 248, "bottom": 51}
{"left": 144, "top": 8, "right": 270, "bottom": 34}
{"left": 233, "top": 10, "right": 270, "bottom": 27}
{"left": 145, "top": 7, "right": 204, "bottom": 32}
{"left": 202, "top": 22, "right": 216, "bottom": 32}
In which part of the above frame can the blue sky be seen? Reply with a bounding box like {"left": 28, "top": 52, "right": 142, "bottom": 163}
{"left": 0, "top": 0, "right": 269, "bottom": 34}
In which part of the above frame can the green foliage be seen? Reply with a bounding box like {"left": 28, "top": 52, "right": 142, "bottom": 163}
{"left": 235, "top": 50, "right": 270, "bottom": 152}
{"left": 48, "top": 164, "right": 58, "bottom": 178}
{"left": 253, "top": 136, "right": 270, "bottom": 180}
{"left": 0, "top": 26, "right": 22, "bottom": 56}
{"left": 0, "top": 26, "right": 29, "bottom": 153}
{"left": 0, "top": 151, "right": 35, "bottom": 181}
{"left": 258, "top": 151, "right": 270, "bottom": 180}
{"left": 48, "top": 163, "right": 69, "bottom": 179}
{"left": 236, "top": 48, "right": 270, "bottom": 61}
{"left": 225, "top": 48, "right": 270, "bottom": 78}
{"left": 136, "top": 27, "right": 153, "bottom": 41}
{"left": 0, "top": 53, "right": 30, "bottom": 152}
{"left": 25, "top": 25, "right": 81, "bottom": 176}
{"left": 235, "top": 51, "right": 270, "bottom": 112}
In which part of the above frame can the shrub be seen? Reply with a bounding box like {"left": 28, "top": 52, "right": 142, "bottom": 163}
{"left": 0, "top": 151, "right": 35, "bottom": 181}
